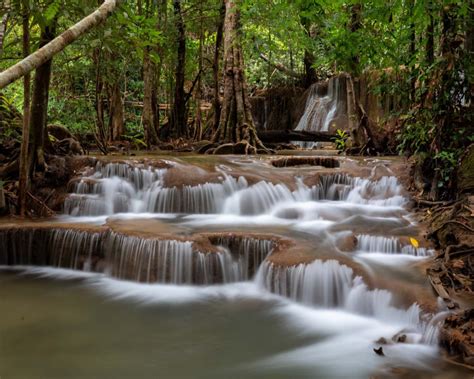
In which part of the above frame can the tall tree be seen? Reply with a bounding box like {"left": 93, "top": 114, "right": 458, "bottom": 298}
{"left": 213, "top": 0, "right": 266, "bottom": 152}
{"left": 170, "top": 0, "right": 187, "bottom": 138}
{"left": 212, "top": 0, "right": 225, "bottom": 131}
{"left": 142, "top": 0, "right": 160, "bottom": 147}
{"left": 18, "top": 0, "right": 31, "bottom": 216}
{"left": 0, "top": 0, "right": 10, "bottom": 57}
{"left": 28, "top": 23, "right": 56, "bottom": 171}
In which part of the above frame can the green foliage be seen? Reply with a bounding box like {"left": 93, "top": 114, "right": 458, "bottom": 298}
{"left": 333, "top": 129, "right": 349, "bottom": 152}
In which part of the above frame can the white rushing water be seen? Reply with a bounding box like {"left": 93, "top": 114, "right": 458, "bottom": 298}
{"left": 64, "top": 162, "right": 407, "bottom": 217}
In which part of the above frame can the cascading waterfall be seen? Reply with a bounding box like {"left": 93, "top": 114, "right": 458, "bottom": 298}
{"left": 0, "top": 228, "right": 101, "bottom": 269}
{"left": 294, "top": 76, "right": 348, "bottom": 148}
{"left": 0, "top": 228, "right": 274, "bottom": 285}
{"left": 64, "top": 161, "right": 407, "bottom": 217}
{"left": 295, "top": 77, "right": 345, "bottom": 133}
{"left": 356, "top": 234, "right": 434, "bottom": 257}
{"left": 255, "top": 259, "right": 441, "bottom": 344}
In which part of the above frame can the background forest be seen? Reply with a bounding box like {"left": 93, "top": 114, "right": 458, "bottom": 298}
{"left": 0, "top": 0, "right": 472, "bottom": 200}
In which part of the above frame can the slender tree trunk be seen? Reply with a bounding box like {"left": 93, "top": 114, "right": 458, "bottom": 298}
{"left": 143, "top": 47, "right": 159, "bottom": 147}
{"left": 212, "top": 0, "right": 266, "bottom": 152}
{"left": 349, "top": 3, "right": 362, "bottom": 75}
{"left": 0, "top": 0, "right": 10, "bottom": 57}
{"left": 212, "top": 0, "right": 225, "bottom": 131}
{"left": 28, "top": 24, "right": 55, "bottom": 172}
{"left": 18, "top": 2, "right": 30, "bottom": 216}
{"left": 0, "top": 0, "right": 118, "bottom": 89}
{"left": 194, "top": 0, "right": 204, "bottom": 141}
{"left": 108, "top": 81, "right": 124, "bottom": 141}
{"left": 170, "top": 0, "right": 187, "bottom": 138}
{"left": 300, "top": 14, "right": 317, "bottom": 87}
{"left": 93, "top": 47, "right": 108, "bottom": 152}
{"left": 142, "top": 0, "right": 159, "bottom": 149}
{"left": 409, "top": 0, "right": 416, "bottom": 101}
{"left": 426, "top": 0, "right": 435, "bottom": 65}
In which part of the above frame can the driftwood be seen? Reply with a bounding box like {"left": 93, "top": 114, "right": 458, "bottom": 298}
{"left": 257, "top": 130, "right": 335, "bottom": 143}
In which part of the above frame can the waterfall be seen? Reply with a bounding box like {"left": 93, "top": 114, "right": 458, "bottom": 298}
{"left": 295, "top": 77, "right": 346, "bottom": 133}
{"left": 0, "top": 228, "right": 101, "bottom": 269}
{"left": 0, "top": 228, "right": 274, "bottom": 285}
{"left": 294, "top": 75, "right": 349, "bottom": 148}
{"left": 356, "top": 235, "right": 434, "bottom": 257}
{"left": 255, "top": 259, "right": 438, "bottom": 344}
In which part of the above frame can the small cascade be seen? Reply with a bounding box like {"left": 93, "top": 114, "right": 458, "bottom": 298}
{"left": 256, "top": 260, "right": 353, "bottom": 308}
{"left": 0, "top": 228, "right": 275, "bottom": 285}
{"left": 65, "top": 161, "right": 408, "bottom": 217}
{"left": 64, "top": 162, "right": 248, "bottom": 216}
{"left": 257, "top": 259, "right": 424, "bottom": 321}
{"left": 255, "top": 259, "right": 440, "bottom": 345}
{"left": 106, "top": 233, "right": 273, "bottom": 283}
{"left": 357, "top": 235, "right": 434, "bottom": 257}
{"left": 0, "top": 228, "right": 101, "bottom": 269}
{"left": 142, "top": 176, "right": 247, "bottom": 214}
{"left": 213, "top": 236, "right": 274, "bottom": 281}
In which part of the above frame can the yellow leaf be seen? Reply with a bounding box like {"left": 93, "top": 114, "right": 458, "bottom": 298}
{"left": 410, "top": 238, "right": 419, "bottom": 248}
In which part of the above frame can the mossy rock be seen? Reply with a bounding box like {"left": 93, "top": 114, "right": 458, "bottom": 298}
{"left": 457, "top": 144, "right": 474, "bottom": 194}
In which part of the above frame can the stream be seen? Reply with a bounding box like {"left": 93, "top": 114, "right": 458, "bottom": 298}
{"left": 0, "top": 154, "right": 468, "bottom": 378}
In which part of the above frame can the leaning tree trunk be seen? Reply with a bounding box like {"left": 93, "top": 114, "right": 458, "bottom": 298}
{"left": 212, "top": 0, "right": 267, "bottom": 153}
{"left": 0, "top": 0, "right": 118, "bottom": 89}
{"left": 28, "top": 24, "right": 55, "bottom": 172}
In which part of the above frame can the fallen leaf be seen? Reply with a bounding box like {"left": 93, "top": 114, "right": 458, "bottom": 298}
{"left": 410, "top": 237, "right": 419, "bottom": 248}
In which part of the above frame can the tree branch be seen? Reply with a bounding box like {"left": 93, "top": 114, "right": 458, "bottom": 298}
{"left": 0, "top": 0, "right": 119, "bottom": 89}
{"left": 258, "top": 52, "right": 302, "bottom": 79}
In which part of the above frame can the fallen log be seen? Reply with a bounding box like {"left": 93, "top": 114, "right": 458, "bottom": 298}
{"left": 257, "top": 130, "right": 336, "bottom": 143}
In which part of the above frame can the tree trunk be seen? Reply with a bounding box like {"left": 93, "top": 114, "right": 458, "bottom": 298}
{"left": 212, "top": 0, "right": 225, "bottom": 131}
{"left": 194, "top": 0, "right": 204, "bottom": 141}
{"left": 170, "top": 0, "right": 187, "bottom": 138}
{"left": 141, "top": 0, "right": 160, "bottom": 147}
{"left": 300, "top": 14, "right": 317, "bottom": 87}
{"left": 349, "top": 3, "right": 362, "bottom": 75}
{"left": 93, "top": 47, "right": 108, "bottom": 152}
{"left": 0, "top": 0, "right": 118, "bottom": 89}
{"left": 18, "top": 1, "right": 30, "bottom": 216}
{"left": 409, "top": 0, "right": 416, "bottom": 101}
{"left": 0, "top": 0, "right": 10, "bottom": 57}
{"left": 108, "top": 81, "right": 124, "bottom": 141}
{"left": 142, "top": 47, "right": 159, "bottom": 147}
{"left": 212, "top": 0, "right": 266, "bottom": 152}
{"left": 426, "top": 0, "right": 435, "bottom": 65}
{"left": 28, "top": 24, "right": 55, "bottom": 172}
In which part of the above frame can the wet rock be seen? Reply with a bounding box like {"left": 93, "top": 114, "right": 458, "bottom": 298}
{"left": 373, "top": 347, "right": 385, "bottom": 356}
{"left": 48, "top": 124, "right": 74, "bottom": 141}
{"left": 335, "top": 234, "right": 358, "bottom": 252}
